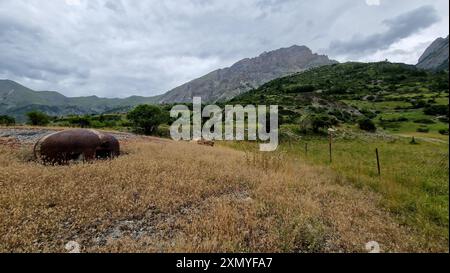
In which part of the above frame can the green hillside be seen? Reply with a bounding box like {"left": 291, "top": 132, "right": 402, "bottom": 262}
{"left": 230, "top": 62, "right": 449, "bottom": 136}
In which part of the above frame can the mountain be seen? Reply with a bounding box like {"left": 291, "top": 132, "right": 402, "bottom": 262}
{"left": 0, "top": 80, "right": 159, "bottom": 122}
{"left": 1, "top": 45, "right": 336, "bottom": 121}
{"left": 158, "top": 45, "right": 338, "bottom": 103}
{"left": 417, "top": 36, "right": 449, "bottom": 71}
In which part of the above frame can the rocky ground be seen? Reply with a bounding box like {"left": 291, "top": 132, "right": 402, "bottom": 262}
{"left": 0, "top": 127, "right": 138, "bottom": 145}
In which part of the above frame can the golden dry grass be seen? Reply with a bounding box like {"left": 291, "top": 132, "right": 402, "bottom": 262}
{"left": 0, "top": 138, "right": 434, "bottom": 253}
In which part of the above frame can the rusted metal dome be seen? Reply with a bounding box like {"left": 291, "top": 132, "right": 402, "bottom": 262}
{"left": 34, "top": 129, "right": 120, "bottom": 165}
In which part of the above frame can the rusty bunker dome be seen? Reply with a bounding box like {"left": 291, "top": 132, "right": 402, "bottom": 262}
{"left": 34, "top": 129, "right": 120, "bottom": 165}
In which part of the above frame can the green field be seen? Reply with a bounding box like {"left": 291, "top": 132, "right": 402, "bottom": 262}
{"left": 343, "top": 91, "right": 449, "bottom": 135}
{"left": 223, "top": 128, "right": 449, "bottom": 250}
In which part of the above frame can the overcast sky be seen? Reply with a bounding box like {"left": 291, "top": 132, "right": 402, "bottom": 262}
{"left": 0, "top": 0, "right": 448, "bottom": 98}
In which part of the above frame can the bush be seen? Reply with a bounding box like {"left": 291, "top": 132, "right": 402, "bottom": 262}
{"left": 68, "top": 116, "right": 91, "bottom": 128}
{"left": 416, "top": 127, "right": 430, "bottom": 133}
{"left": 97, "top": 114, "right": 122, "bottom": 123}
{"left": 410, "top": 100, "right": 429, "bottom": 109}
{"left": 329, "top": 85, "right": 348, "bottom": 94}
{"left": 414, "top": 119, "right": 435, "bottom": 124}
{"left": 424, "top": 105, "right": 449, "bottom": 116}
{"left": 359, "top": 108, "right": 377, "bottom": 119}
{"left": 366, "top": 95, "right": 375, "bottom": 101}
{"left": 127, "top": 104, "right": 168, "bottom": 135}
{"left": 154, "top": 124, "right": 171, "bottom": 138}
{"left": 285, "top": 84, "right": 315, "bottom": 93}
{"left": 396, "top": 117, "right": 409, "bottom": 122}
{"left": 327, "top": 109, "right": 352, "bottom": 123}
{"left": 431, "top": 74, "right": 449, "bottom": 91}
{"left": 438, "top": 129, "right": 449, "bottom": 135}
{"left": 26, "top": 111, "right": 50, "bottom": 126}
{"left": 300, "top": 114, "right": 339, "bottom": 133}
{"left": 358, "top": 118, "right": 377, "bottom": 132}
{"left": 0, "top": 115, "right": 15, "bottom": 126}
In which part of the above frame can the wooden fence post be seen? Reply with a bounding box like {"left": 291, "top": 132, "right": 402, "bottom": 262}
{"left": 328, "top": 132, "right": 332, "bottom": 163}
{"left": 376, "top": 148, "right": 381, "bottom": 176}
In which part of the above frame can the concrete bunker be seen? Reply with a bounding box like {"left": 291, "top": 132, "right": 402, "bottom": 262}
{"left": 34, "top": 129, "right": 120, "bottom": 165}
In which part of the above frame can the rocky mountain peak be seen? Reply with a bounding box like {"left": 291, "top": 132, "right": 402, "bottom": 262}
{"left": 417, "top": 36, "right": 449, "bottom": 71}
{"left": 158, "top": 45, "right": 338, "bottom": 103}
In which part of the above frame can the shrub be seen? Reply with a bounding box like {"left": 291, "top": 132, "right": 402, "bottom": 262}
{"left": 97, "top": 114, "right": 122, "bottom": 123}
{"left": 416, "top": 127, "right": 430, "bottom": 133}
{"left": 89, "top": 120, "right": 107, "bottom": 128}
{"left": 358, "top": 118, "right": 377, "bottom": 132}
{"left": 366, "top": 95, "right": 375, "bottom": 101}
{"left": 285, "top": 84, "right": 315, "bottom": 93}
{"left": 127, "top": 104, "right": 168, "bottom": 135}
{"left": 410, "top": 100, "right": 429, "bottom": 109}
{"left": 424, "top": 105, "right": 449, "bottom": 116}
{"left": 300, "top": 114, "right": 339, "bottom": 133}
{"left": 431, "top": 75, "right": 449, "bottom": 91}
{"left": 329, "top": 85, "right": 347, "bottom": 94}
{"left": 26, "top": 111, "right": 50, "bottom": 126}
{"left": 414, "top": 119, "right": 435, "bottom": 124}
{"left": 0, "top": 115, "right": 15, "bottom": 126}
{"left": 68, "top": 116, "right": 91, "bottom": 128}
{"left": 154, "top": 124, "right": 171, "bottom": 138}
{"left": 359, "top": 108, "right": 377, "bottom": 119}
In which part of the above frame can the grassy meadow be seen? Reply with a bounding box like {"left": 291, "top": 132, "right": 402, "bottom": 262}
{"left": 223, "top": 128, "right": 449, "bottom": 251}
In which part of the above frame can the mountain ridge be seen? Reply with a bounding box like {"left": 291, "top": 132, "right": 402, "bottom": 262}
{"left": 158, "top": 45, "right": 338, "bottom": 103}
{"left": 0, "top": 79, "right": 159, "bottom": 121}
{"left": 4, "top": 39, "right": 448, "bottom": 123}
{"left": 1, "top": 45, "right": 337, "bottom": 121}
{"left": 417, "top": 35, "right": 449, "bottom": 71}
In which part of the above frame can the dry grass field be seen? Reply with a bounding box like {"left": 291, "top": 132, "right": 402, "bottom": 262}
{"left": 0, "top": 134, "right": 438, "bottom": 253}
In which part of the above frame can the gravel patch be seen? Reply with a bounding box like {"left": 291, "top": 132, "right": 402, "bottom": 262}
{"left": 0, "top": 127, "right": 137, "bottom": 144}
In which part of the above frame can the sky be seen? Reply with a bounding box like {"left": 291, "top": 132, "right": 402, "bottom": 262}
{"left": 0, "top": 0, "right": 448, "bottom": 98}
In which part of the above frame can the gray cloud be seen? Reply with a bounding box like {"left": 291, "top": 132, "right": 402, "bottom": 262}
{"left": 0, "top": 0, "right": 448, "bottom": 98}
{"left": 0, "top": 14, "right": 89, "bottom": 82}
{"left": 329, "top": 5, "right": 440, "bottom": 56}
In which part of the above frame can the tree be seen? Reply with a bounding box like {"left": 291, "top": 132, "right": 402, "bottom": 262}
{"left": 311, "top": 114, "right": 338, "bottom": 133}
{"left": 410, "top": 99, "right": 429, "bottom": 109}
{"left": 26, "top": 111, "right": 50, "bottom": 126}
{"left": 300, "top": 114, "right": 338, "bottom": 134}
{"left": 0, "top": 115, "right": 15, "bottom": 126}
{"left": 286, "top": 84, "right": 315, "bottom": 93}
{"left": 68, "top": 116, "right": 91, "bottom": 128}
{"left": 424, "top": 105, "right": 449, "bottom": 116}
{"left": 358, "top": 118, "right": 377, "bottom": 132}
{"left": 127, "top": 105, "right": 167, "bottom": 135}
{"left": 431, "top": 73, "right": 449, "bottom": 92}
